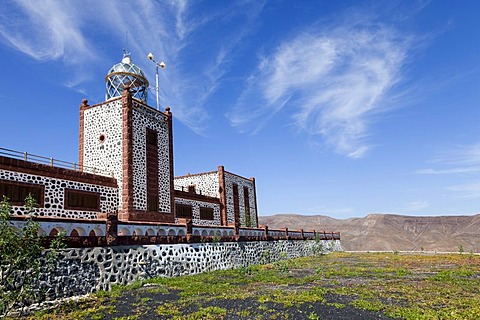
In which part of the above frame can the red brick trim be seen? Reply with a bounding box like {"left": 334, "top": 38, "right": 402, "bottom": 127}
{"left": 174, "top": 190, "right": 221, "bottom": 204}
{"left": 218, "top": 165, "right": 227, "bottom": 226}
{"left": 0, "top": 156, "right": 117, "bottom": 188}
{"left": 121, "top": 86, "right": 134, "bottom": 216}
{"left": 118, "top": 209, "right": 175, "bottom": 223}
{"left": 8, "top": 215, "right": 106, "bottom": 223}
{"left": 165, "top": 107, "right": 176, "bottom": 219}
{"left": 250, "top": 177, "right": 259, "bottom": 228}
{"left": 78, "top": 99, "right": 87, "bottom": 168}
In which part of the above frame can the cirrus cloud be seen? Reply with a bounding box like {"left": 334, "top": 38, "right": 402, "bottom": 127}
{"left": 228, "top": 17, "right": 412, "bottom": 158}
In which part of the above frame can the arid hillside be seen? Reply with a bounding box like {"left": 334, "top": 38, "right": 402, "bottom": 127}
{"left": 259, "top": 213, "right": 480, "bottom": 252}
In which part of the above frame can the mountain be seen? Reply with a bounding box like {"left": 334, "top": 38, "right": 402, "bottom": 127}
{"left": 259, "top": 213, "right": 480, "bottom": 252}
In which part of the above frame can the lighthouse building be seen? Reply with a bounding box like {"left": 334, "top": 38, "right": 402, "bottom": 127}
{"left": 0, "top": 53, "right": 259, "bottom": 239}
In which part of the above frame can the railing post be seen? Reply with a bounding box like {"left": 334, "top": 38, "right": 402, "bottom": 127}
{"left": 50, "top": 158, "right": 53, "bottom": 166}
{"left": 24, "top": 152, "right": 27, "bottom": 161}
{"left": 73, "top": 163, "right": 77, "bottom": 171}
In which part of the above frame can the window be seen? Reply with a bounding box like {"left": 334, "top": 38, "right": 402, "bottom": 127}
{"left": 244, "top": 187, "right": 251, "bottom": 226}
{"left": 64, "top": 189, "right": 100, "bottom": 211}
{"left": 188, "top": 185, "right": 196, "bottom": 193}
{"left": 200, "top": 207, "right": 214, "bottom": 220}
{"left": 146, "top": 128, "right": 158, "bottom": 145}
{"left": 146, "top": 128, "right": 159, "bottom": 211}
{"left": 0, "top": 180, "right": 44, "bottom": 206}
{"left": 147, "top": 196, "right": 159, "bottom": 211}
{"left": 175, "top": 203, "right": 193, "bottom": 219}
{"left": 232, "top": 183, "right": 240, "bottom": 221}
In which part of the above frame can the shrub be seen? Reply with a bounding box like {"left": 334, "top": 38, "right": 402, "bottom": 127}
{"left": 0, "top": 195, "right": 64, "bottom": 317}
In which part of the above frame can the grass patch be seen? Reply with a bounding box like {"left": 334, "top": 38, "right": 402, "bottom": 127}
{"left": 25, "top": 252, "right": 480, "bottom": 320}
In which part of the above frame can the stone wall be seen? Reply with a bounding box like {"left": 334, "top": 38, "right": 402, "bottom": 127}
{"left": 0, "top": 168, "right": 118, "bottom": 221}
{"left": 40, "top": 240, "right": 342, "bottom": 300}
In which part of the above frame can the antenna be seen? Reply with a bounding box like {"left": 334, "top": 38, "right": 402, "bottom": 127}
{"left": 147, "top": 52, "right": 166, "bottom": 110}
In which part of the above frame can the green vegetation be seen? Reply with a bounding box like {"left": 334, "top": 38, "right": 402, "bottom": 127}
{"left": 20, "top": 252, "right": 480, "bottom": 319}
{"left": 0, "top": 195, "right": 64, "bottom": 317}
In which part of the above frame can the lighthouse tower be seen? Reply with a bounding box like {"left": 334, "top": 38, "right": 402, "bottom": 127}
{"left": 78, "top": 52, "right": 175, "bottom": 223}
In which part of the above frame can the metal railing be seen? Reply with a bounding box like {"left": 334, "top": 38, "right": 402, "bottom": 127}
{"left": 0, "top": 147, "right": 114, "bottom": 177}
{"left": 174, "top": 184, "right": 205, "bottom": 195}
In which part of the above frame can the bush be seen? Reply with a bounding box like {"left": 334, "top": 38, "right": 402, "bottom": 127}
{"left": 0, "top": 194, "right": 64, "bottom": 317}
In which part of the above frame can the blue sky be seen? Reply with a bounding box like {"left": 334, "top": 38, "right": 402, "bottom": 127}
{"left": 1, "top": 0, "right": 480, "bottom": 219}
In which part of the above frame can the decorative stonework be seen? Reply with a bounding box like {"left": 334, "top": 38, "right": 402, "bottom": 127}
{"left": 131, "top": 101, "right": 171, "bottom": 213}
{"left": 82, "top": 99, "right": 124, "bottom": 208}
{"left": 117, "top": 224, "right": 186, "bottom": 237}
{"left": 174, "top": 197, "right": 221, "bottom": 226}
{"left": 224, "top": 172, "right": 257, "bottom": 227}
{"left": 0, "top": 169, "right": 117, "bottom": 220}
{"left": 39, "top": 240, "right": 342, "bottom": 300}
{"left": 174, "top": 172, "right": 219, "bottom": 198}
{"left": 11, "top": 220, "right": 106, "bottom": 237}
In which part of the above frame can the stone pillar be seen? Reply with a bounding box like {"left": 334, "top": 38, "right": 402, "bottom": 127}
{"left": 164, "top": 107, "right": 175, "bottom": 218}
{"left": 119, "top": 86, "right": 133, "bottom": 221}
{"left": 78, "top": 99, "right": 88, "bottom": 170}
{"left": 186, "top": 219, "right": 193, "bottom": 242}
{"left": 106, "top": 212, "right": 118, "bottom": 245}
{"left": 250, "top": 176, "right": 259, "bottom": 227}
{"left": 218, "top": 166, "right": 227, "bottom": 226}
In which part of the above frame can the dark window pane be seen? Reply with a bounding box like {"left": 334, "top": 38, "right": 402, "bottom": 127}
{"left": 200, "top": 207, "right": 214, "bottom": 220}
{"left": 175, "top": 204, "right": 193, "bottom": 218}
{"left": 65, "top": 189, "right": 100, "bottom": 211}
{"left": 0, "top": 180, "right": 44, "bottom": 206}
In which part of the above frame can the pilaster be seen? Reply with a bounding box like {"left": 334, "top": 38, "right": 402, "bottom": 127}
{"left": 218, "top": 165, "right": 227, "bottom": 226}
{"left": 119, "top": 86, "right": 134, "bottom": 220}
{"left": 78, "top": 99, "right": 88, "bottom": 169}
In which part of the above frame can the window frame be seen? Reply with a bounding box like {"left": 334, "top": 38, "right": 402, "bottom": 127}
{"left": 199, "top": 207, "right": 214, "bottom": 220}
{"left": 0, "top": 179, "right": 44, "bottom": 206}
{"left": 64, "top": 189, "right": 100, "bottom": 211}
{"left": 175, "top": 203, "right": 193, "bottom": 219}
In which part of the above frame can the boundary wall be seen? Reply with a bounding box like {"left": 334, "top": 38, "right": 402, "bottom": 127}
{"left": 39, "top": 239, "right": 343, "bottom": 301}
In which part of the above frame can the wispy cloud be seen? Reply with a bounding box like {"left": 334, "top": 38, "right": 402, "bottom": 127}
{"left": 227, "top": 14, "right": 412, "bottom": 158}
{"left": 0, "top": 0, "right": 265, "bottom": 134}
{"left": 415, "top": 143, "right": 480, "bottom": 199}
{"left": 415, "top": 143, "right": 480, "bottom": 175}
{"left": 446, "top": 182, "right": 480, "bottom": 199}
{"left": 0, "top": 0, "right": 92, "bottom": 62}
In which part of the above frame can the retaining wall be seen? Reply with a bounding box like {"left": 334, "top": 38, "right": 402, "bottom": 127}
{"left": 40, "top": 239, "right": 343, "bottom": 300}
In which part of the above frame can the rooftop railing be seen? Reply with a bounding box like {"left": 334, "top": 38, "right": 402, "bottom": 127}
{"left": 174, "top": 184, "right": 206, "bottom": 196}
{"left": 0, "top": 147, "right": 114, "bottom": 177}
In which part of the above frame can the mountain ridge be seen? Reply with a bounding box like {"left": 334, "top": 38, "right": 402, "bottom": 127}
{"left": 258, "top": 213, "right": 480, "bottom": 252}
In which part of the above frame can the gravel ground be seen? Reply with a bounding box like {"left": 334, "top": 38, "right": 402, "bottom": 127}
{"left": 100, "top": 285, "right": 394, "bottom": 319}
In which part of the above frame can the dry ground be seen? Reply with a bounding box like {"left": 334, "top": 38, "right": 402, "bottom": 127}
{"left": 24, "top": 252, "right": 480, "bottom": 319}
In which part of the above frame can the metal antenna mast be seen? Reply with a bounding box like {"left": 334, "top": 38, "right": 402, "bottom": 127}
{"left": 147, "top": 53, "right": 166, "bottom": 110}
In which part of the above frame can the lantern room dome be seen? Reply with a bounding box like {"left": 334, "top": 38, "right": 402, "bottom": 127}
{"left": 105, "top": 52, "right": 149, "bottom": 103}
